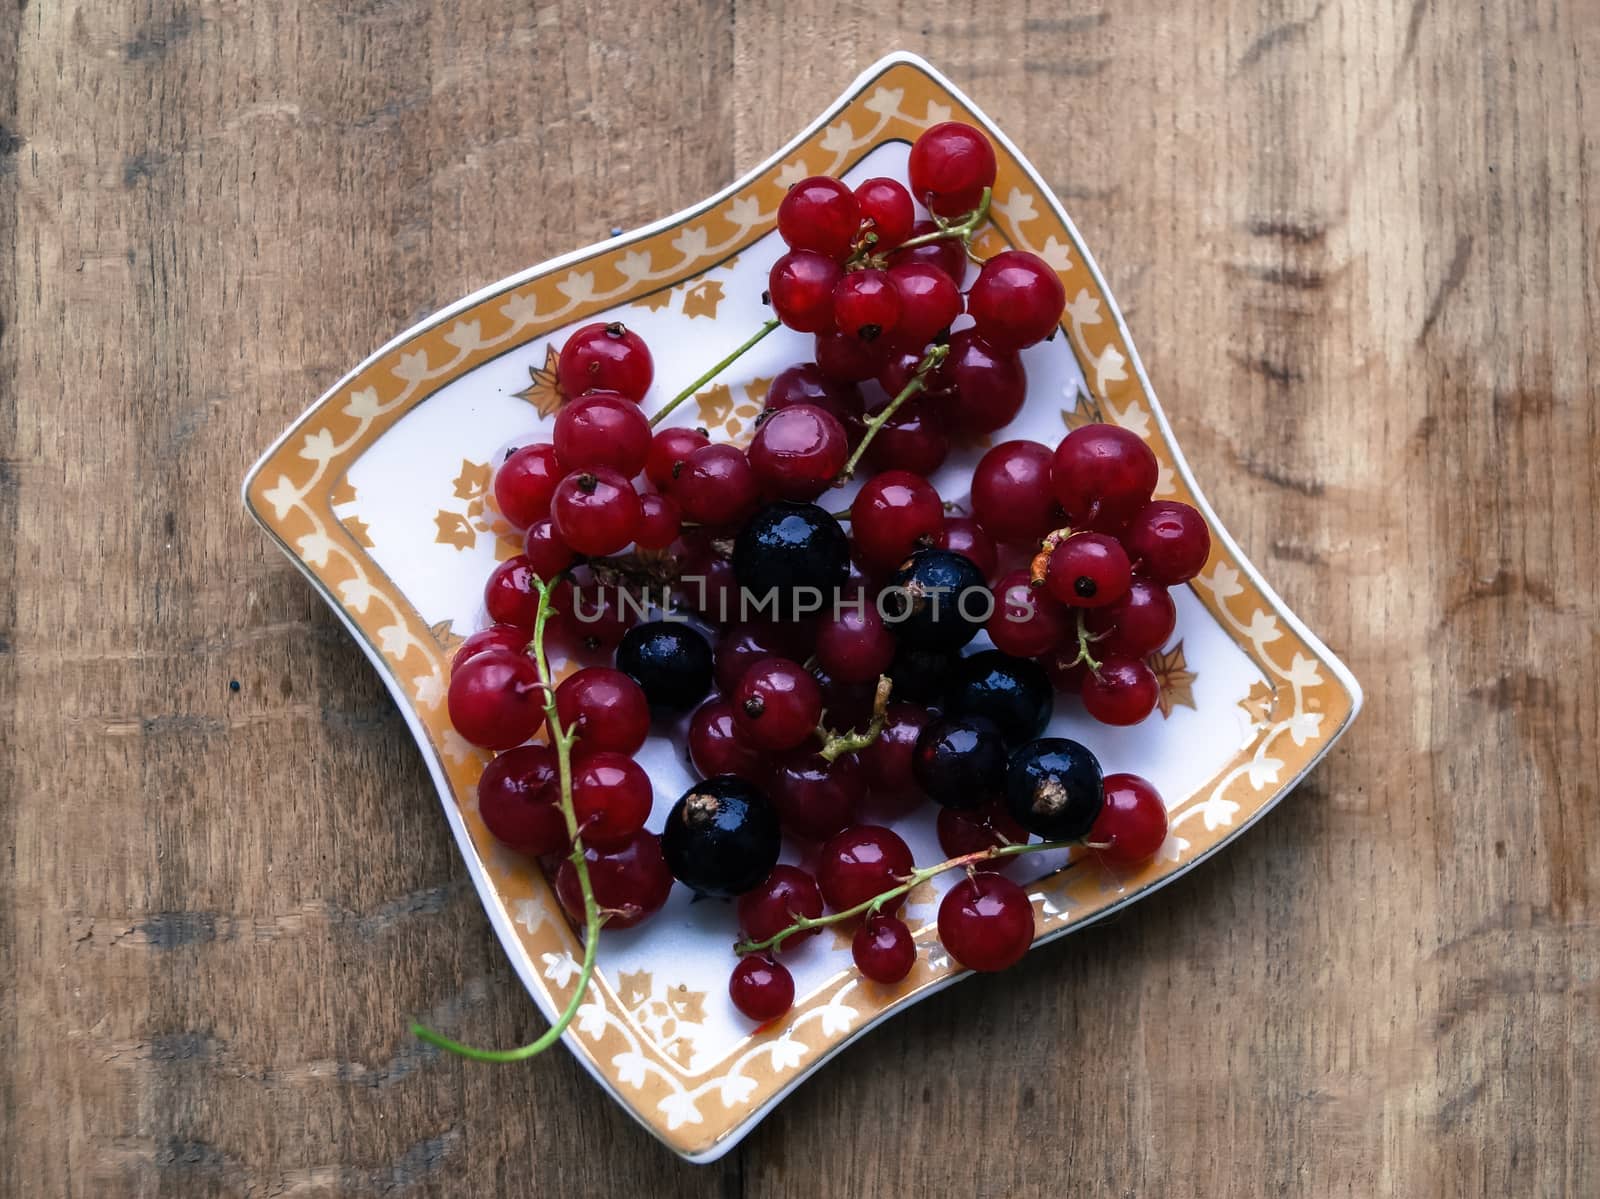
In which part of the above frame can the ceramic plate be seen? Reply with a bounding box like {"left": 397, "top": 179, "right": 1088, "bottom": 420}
{"left": 244, "top": 52, "right": 1361, "bottom": 1162}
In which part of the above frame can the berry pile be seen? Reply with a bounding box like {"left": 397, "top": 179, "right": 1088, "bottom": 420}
{"left": 422, "top": 122, "right": 1207, "bottom": 1060}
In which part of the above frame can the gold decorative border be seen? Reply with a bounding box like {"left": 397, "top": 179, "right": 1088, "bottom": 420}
{"left": 244, "top": 57, "right": 1358, "bottom": 1159}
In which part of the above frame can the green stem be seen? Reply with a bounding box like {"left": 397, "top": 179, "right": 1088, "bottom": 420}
{"left": 411, "top": 580, "right": 604, "bottom": 1063}
{"left": 649, "top": 319, "right": 780, "bottom": 429}
{"left": 836, "top": 344, "right": 950, "bottom": 481}
{"left": 1069, "top": 610, "right": 1103, "bottom": 674}
{"left": 815, "top": 676, "right": 893, "bottom": 763}
{"left": 890, "top": 188, "right": 993, "bottom": 253}
{"left": 735, "top": 836, "right": 1075, "bottom": 956}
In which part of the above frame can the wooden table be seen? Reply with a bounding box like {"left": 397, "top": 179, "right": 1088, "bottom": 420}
{"left": 4, "top": 3, "right": 1595, "bottom": 1195}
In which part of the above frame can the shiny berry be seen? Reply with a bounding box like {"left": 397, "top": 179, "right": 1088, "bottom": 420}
{"left": 714, "top": 619, "right": 811, "bottom": 694}
{"left": 729, "top": 955, "right": 795, "bottom": 1022}
{"left": 748, "top": 404, "right": 849, "bottom": 501}
{"left": 1005, "top": 737, "right": 1104, "bottom": 839}
{"left": 557, "top": 321, "right": 653, "bottom": 403}
{"left": 913, "top": 714, "right": 1007, "bottom": 810}
{"left": 945, "top": 650, "right": 1053, "bottom": 743}
{"left": 858, "top": 702, "right": 930, "bottom": 798}
{"left": 769, "top": 250, "right": 843, "bottom": 333}
{"left": 553, "top": 391, "right": 651, "bottom": 476}
{"left": 688, "top": 697, "right": 769, "bottom": 784}
{"left": 908, "top": 121, "right": 997, "bottom": 217}
{"left": 572, "top": 751, "right": 653, "bottom": 848}
{"left": 849, "top": 471, "right": 944, "bottom": 571}
{"left": 555, "top": 830, "right": 672, "bottom": 930}
{"left": 617, "top": 621, "right": 714, "bottom": 713}
{"left": 564, "top": 583, "right": 638, "bottom": 651}
{"left": 634, "top": 492, "right": 681, "bottom": 550}
{"left": 936, "top": 799, "right": 1030, "bottom": 863}
{"left": 1045, "top": 532, "right": 1132, "bottom": 608}
{"left": 814, "top": 330, "right": 888, "bottom": 383}
{"left": 523, "top": 517, "right": 576, "bottom": 579}
{"left": 934, "top": 517, "right": 998, "bottom": 581}
{"left": 815, "top": 602, "right": 895, "bottom": 684}
{"left": 494, "top": 443, "right": 562, "bottom": 529}
{"left": 554, "top": 667, "right": 651, "bottom": 756}
{"left": 1123, "top": 500, "right": 1211, "bottom": 584}
{"left": 765, "top": 362, "right": 864, "bottom": 426}
{"left": 733, "top": 657, "right": 823, "bottom": 751}
{"left": 770, "top": 748, "right": 865, "bottom": 841}
{"left": 853, "top": 177, "right": 915, "bottom": 248}
{"left": 777, "top": 176, "right": 860, "bottom": 259}
{"left": 551, "top": 468, "right": 642, "bottom": 556}
{"left": 832, "top": 269, "right": 901, "bottom": 343}
{"left": 731, "top": 501, "right": 850, "bottom": 622}
{"left": 484, "top": 555, "right": 542, "bottom": 629}
{"left": 862, "top": 397, "right": 950, "bottom": 475}
{"left": 662, "top": 775, "right": 782, "bottom": 897}
{"left": 888, "top": 644, "right": 957, "bottom": 705}
{"left": 882, "top": 548, "right": 988, "bottom": 651}
{"left": 447, "top": 647, "right": 544, "bottom": 750}
{"left": 970, "top": 440, "right": 1060, "bottom": 546}
{"left": 888, "top": 218, "right": 968, "bottom": 285}
{"left": 644, "top": 425, "right": 709, "bottom": 492}
{"left": 1051, "top": 424, "right": 1158, "bottom": 527}
{"left": 677, "top": 537, "right": 739, "bottom": 624}
{"left": 1081, "top": 656, "right": 1160, "bottom": 725}
{"left": 853, "top": 914, "right": 916, "bottom": 983}
{"left": 452, "top": 624, "right": 528, "bottom": 673}
{"left": 738, "top": 865, "right": 825, "bottom": 952}
{"left": 887, "top": 263, "right": 962, "bottom": 349}
{"left": 937, "top": 874, "right": 1033, "bottom": 972}
{"left": 477, "top": 745, "right": 566, "bottom": 856}
{"left": 1084, "top": 578, "right": 1177, "bottom": 658}
{"left": 817, "top": 825, "right": 914, "bottom": 913}
{"left": 986, "top": 568, "right": 1069, "bottom": 658}
{"left": 1089, "top": 773, "right": 1169, "bottom": 866}
{"left": 942, "top": 330, "right": 1027, "bottom": 435}
{"left": 676, "top": 444, "right": 759, "bottom": 528}
{"left": 967, "top": 251, "right": 1066, "bottom": 351}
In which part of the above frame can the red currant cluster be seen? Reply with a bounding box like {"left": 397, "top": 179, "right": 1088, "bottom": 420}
{"left": 424, "top": 122, "right": 1205, "bottom": 1058}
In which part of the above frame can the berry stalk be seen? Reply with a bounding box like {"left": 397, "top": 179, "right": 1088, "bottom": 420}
{"left": 648, "top": 318, "right": 781, "bottom": 429}
{"left": 412, "top": 579, "right": 604, "bottom": 1063}
{"left": 733, "top": 836, "right": 1073, "bottom": 956}
{"left": 836, "top": 343, "right": 951, "bottom": 481}
{"left": 815, "top": 675, "right": 893, "bottom": 763}
{"left": 888, "top": 186, "right": 993, "bottom": 254}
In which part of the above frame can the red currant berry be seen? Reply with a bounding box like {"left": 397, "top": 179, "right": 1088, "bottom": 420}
{"left": 853, "top": 914, "right": 916, "bottom": 983}
{"left": 571, "top": 750, "right": 653, "bottom": 848}
{"left": 888, "top": 219, "right": 968, "bottom": 285}
{"left": 553, "top": 666, "right": 650, "bottom": 756}
{"left": 771, "top": 748, "right": 865, "bottom": 842}
{"left": 557, "top": 321, "right": 653, "bottom": 403}
{"left": 452, "top": 624, "right": 528, "bottom": 673}
{"left": 936, "top": 799, "right": 1030, "bottom": 865}
{"left": 447, "top": 647, "right": 544, "bottom": 749}
{"left": 986, "top": 568, "right": 1070, "bottom": 658}
{"left": 857, "top": 702, "right": 930, "bottom": 798}
{"left": 676, "top": 444, "right": 759, "bottom": 528}
{"left": 1040, "top": 647, "right": 1090, "bottom": 692}
{"left": 566, "top": 582, "right": 639, "bottom": 650}
{"left": 970, "top": 440, "right": 1060, "bottom": 546}
{"left": 942, "top": 329, "right": 1027, "bottom": 436}
{"left": 967, "top": 251, "right": 1066, "bottom": 351}
{"left": 814, "top": 330, "right": 888, "bottom": 383}
{"left": 1081, "top": 656, "right": 1160, "bottom": 725}
{"left": 1051, "top": 424, "right": 1159, "bottom": 528}
{"left": 551, "top": 468, "right": 642, "bottom": 556}
{"left": 1045, "top": 532, "right": 1132, "bottom": 608}
{"left": 875, "top": 345, "right": 944, "bottom": 398}
{"left": 766, "top": 362, "right": 865, "bottom": 427}
{"left": 908, "top": 121, "right": 997, "bottom": 217}
{"left": 644, "top": 425, "right": 709, "bottom": 492}
{"left": 555, "top": 830, "right": 673, "bottom": 930}
{"left": 737, "top": 865, "right": 825, "bottom": 952}
{"left": 1122, "top": 500, "right": 1211, "bottom": 584}
{"left": 934, "top": 517, "right": 998, "bottom": 581}
{"left": 553, "top": 391, "right": 651, "bottom": 476}
{"left": 714, "top": 620, "right": 811, "bottom": 693}
{"left": 815, "top": 603, "right": 895, "bottom": 684}
{"left": 769, "top": 250, "right": 843, "bottom": 333}
{"left": 1084, "top": 578, "right": 1176, "bottom": 658}
{"left": 747, "top": 403, "right": 849, "bottom": 501}
{"left": 862, "top": 397, "right": 950, "bottom": 475}
{"left": 817, "top": 825, "right": 914, "bottom": 913}
{"left": 633, "top": 492, "right": 681, "bottom": 550}
{"left": 848, "top": 470, "right": 944, "bottom": 571}
{"left": 777, "top": 176, "right": 860, "bottom": 259}
{"left": 687, "top": 697, "right": 769, "bottom": 783}
{"left": 523, "top": 517, "right": 576, "bottom": 579}
{"left": 477, "top": 744, "right": 566, "bottom": 856}
{"left": 853, "top": 177, "right": 915, "bottom": 248}
{"left": 887, "top": 262, "right": 962, "bottom": 349}
{"left": 494, "top": 443, "right": 562, "bottom": 529}
{"left": 677, "top": 535, "right": 739, "bottom": 623}
{"left": 484, "top": 555, "right": 542, "bottom": 629}
{"left": 728, "top": 954, "right": 795, "bottom": 1022}
{"left": 1089, "top": 773, "right": 1169, "bottom": 866}
{"left": 733, "top": 657, "right": 823, "bottom": 751}
{"left": 937, "top": 873, "right": 1034, "bottom": 972}
{"left": 832, "top": 269, "right": 901, "bottom": 343}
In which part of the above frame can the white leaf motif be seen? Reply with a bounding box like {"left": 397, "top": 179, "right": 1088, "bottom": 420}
{"left": 718, "top": 1073, "right": 758, "bottom": 1107}
{"left": 343, "top": 387, "right": 382, "bottom": 421}
{"left": 299, "top": 429, "right": 337, "bottom": 463}
{"left": 671, "top": 226, "right": 709, "bottom": 261}
{"left": 576, "top": 1003, "right": 607, "bottom": 1041}
{"left": 659, "top": 1092, "right": 703, "bottom": 1130}
{"left": 500, "top": 293, "right": 540, "bottom": 326}
{"left": 1246, "top": 756, "right": 1283, "bottom": 790}
{"left": 863, "top": 87, "right": 903, "bottom": 117}
{"left": 768, "top": 1035, "right": 806, "bottom": 1070}
{"left": 443, "top": 320, "right": 481, "bottom": 351}
{"left": 336, "top": 576, "right": 376, "bottom": 613}
{"left": 556, "top": 271, "right": 595, "bottom": 303}
{"left": 613, "top": 1051, "right": 648, "bottom": 1089}
{"left": 820, "top": 121, "right": 854, "bottom": 153}
{"left": 541, "top": 951, "right": 579, "bottom": 988}
{"left": 392, "top": 350, "right": 430, "bottom": 382}
{"left": 295, "top": 531, "right": 335, "bottom": 567}
{"left": 728, "top": 197, "right": 761, "bottom": 228}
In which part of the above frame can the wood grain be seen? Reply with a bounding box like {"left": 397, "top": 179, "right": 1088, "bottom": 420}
{"left": 2, "top": 2, "right": 1596, "bottom": 1195}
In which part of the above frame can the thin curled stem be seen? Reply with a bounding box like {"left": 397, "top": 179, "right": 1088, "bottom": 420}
{"left": 890, "top": 187, "right": 993, "bottom": 253}
{"left": 815, "top": 676, "right": 894, "bottom": 763}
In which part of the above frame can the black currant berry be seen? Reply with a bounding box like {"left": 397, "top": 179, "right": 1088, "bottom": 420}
{"left": 616, "top": 621, "right": 714, "bottom": 713}
{"left": 1005, "top": 738, "right": 1104, "bottom": 840}
{"left": 945, "top": 650, "right": 1054, "bottom": 744}
{"left": 912, "top": 714, "right": 1008, "bottom": 811}
{"left": 732, "top": 502, "right": 849, "bottom": 622}
{"left": 882, "top": 548, "right": 987, "bottom": 651}
{"left": 888, "top": 644, "right": 957, "bottom": 705}
{"left": 661, "top": 775, "right": 782, "bottom": 897}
